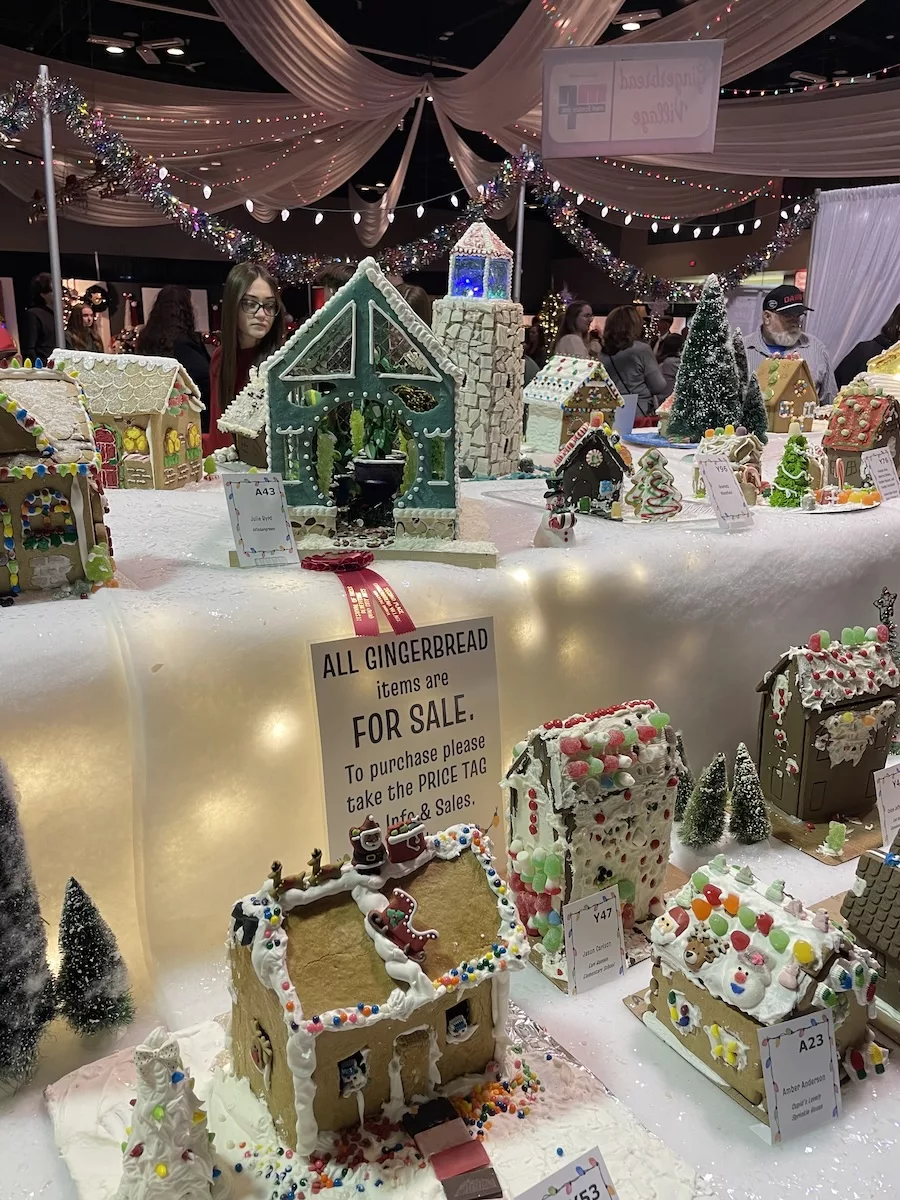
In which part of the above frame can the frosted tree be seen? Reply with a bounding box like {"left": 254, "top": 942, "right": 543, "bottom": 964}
{"left": 116, "top": 1028, "right": 226, "bottom": 1198}
{"left": 732, "top": 327, "right": 750, "bottom": 390}
{"left": 680, "top": 752, "right": 729, "bottom": 849}
{"left": 625, "top": 448, "right": 682, "bottom": 521}
{"left": 729, "top": 742, "right": 771, "bottom": 844}
{"left": 0, "top": 760, "right": 56, "bottom": 1085}
{"left": 732, "top": 328, "right": 769, "bottom": 443}
{"left": 57, "top": 879, "right": 134, "bottom": 1035}
{"left": 674, "top": 732, "right": 695, "bottom": 822}
{"left": 668, "top": 275, "right": 742, "bottom": 441}
{"left": 770, "top": 433, "right": 812, "bottom": 508}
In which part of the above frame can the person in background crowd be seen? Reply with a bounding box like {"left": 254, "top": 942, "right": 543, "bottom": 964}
{"left": 528, "top": 315, "right": 547, "bottom": 368}
{"left": 209, "top": 262, "right": 284, "bottom": 458}
{"left": 599, "top": 305, "right": 670, "bottom": 417}
{"left": 65, "top": 303, "right": 104, "bottom": 354}
{"left": 395, "top": 282, "right": 433, "bottom": 326}
{"left": 552, "top": 301, "right": 594, "bottom": 358}
{"left": 21, "top": 272, "right": 56, "bottom": 363}
{"left": 656, "top": 331, "right": 684, "bottom": 395}
{"left": 137, "top": 285, "right": 211, "bottom": 422}
{"left": 835, "top": 303, "right": 900, "bottom": 389}
{"left": 744, "top": 285, "right": 836, "bottom": 405}
{"left": 523, "top": 323, "right": 542, "bottom": 385}
{"left": 651, "top": 314, "right": 674, "bottom": 353}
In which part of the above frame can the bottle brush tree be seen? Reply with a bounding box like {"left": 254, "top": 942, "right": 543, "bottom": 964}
{"left": 57, "top": 878, "right": 134, "bottom": 1035}
{"left": 729, "top": 742, "right": 771, "bottom": 844}
{"left": 770, "top": 433, "right": 812, "bottom": 508}
{"left": 0, "top": 760, "right": 56, "bottom": 1084}
{"left": 680, "top": 752, "right": 729, "bottom": 849}
{"left": 667, "top": 275, "right": 742, "bottom": 441}
{"left": 674, "top": 732, "right": 695, "bottom": 822}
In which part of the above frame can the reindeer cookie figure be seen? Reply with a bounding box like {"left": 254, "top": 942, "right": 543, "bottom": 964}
{"left": 534, "top": 479, "right": 577, "bottom": 548}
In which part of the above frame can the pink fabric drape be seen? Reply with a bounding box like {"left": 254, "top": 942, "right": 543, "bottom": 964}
{"left": 350, "top": 92, "right": 427, "bottom": 247}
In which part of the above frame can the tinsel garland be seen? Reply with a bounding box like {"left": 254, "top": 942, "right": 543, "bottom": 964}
{"left": 0, "top": 74, "right": 817, "bottom": 300}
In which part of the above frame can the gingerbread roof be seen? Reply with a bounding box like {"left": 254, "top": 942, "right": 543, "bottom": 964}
{"left": 553, "top": 422, "right": 629, "bottom": 475}
{"left": 524, "top": 355, "right": 624, "bottom": 410}
{"left": 0, "top": 365, "right": 100, "bottom": 471}
{"left": 451, "top": 221, "right": 512, "bottom": 259}
{"left": 867, "top": 340, "right": 900, "bottom": 375}
{"left": 52, "top": 349, "right": 203, "bottom": 416}
{"left": 823, "top": 387, "right": 895, "bottom": 453}
{"left": 229, "top": 825, "right": 526, "bottom": 1037}
{"left": 841, "top": 836, "right": 900, "bottom": 963}
{"left": 757, "top": 638, "right": 899, "bottom": 711}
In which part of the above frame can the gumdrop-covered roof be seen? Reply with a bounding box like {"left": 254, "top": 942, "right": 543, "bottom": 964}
{"left": 823, "top": 387, "right": 894, "bottom": 452}
{"left": 52, "top": 349, "right": 203, "bottom": 416}
{"left": 451, "top": 221, "right": 513, "bottom": 259}
{"left": 758, "top": 639, "right": 899, "bottom": 710}
{"left": 0, "top": 365, "right": 99, "bottom": 467}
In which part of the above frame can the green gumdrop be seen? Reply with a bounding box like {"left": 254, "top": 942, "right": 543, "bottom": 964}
{"left": 691, "top": 871, "right": 709, "bottom": 891}
{"left": 866, "top": 627, "right": 880, "bottom": 643}
{"left": 818, "top": 629, "right": 831, "bottom": 649}
{"left": 544, "top": 852, "right": 562, "bottom": 878}
{"left": 649, "top": 712, "right": 670, "bottom": 729}
{"left": 588, "top": 757, "right": 606, "bottom": 777}
{"left": 739, "top": 906, "right": 757, "bottom": 929}
{"left": 840, "top": 627, "right": 854, "bottom": 645}
{"left": 543, "top": 927, "right": 563, "bottom": 953}
{"left": 614, "top": 878, "right": 636, "bottom": 904}
{"left": 531, "top": 846, "right": 547, "bottom": 865}
{"left": 532, "top": 872, "right": 547, "bottom": 894}
{"left": 709, "top": 913, "right": 729, "bottom": 937}
{"left": 853, "top": 626, "right": 866, "bottom": 645}
{"left": 623, "top": 728, "right": 638, "bottom": 746}
{"left": 534, "top": 912, "right": 550, "bottom": 932}
{"left": 769, "top": 927, "right": 790, "bottom": 953}
{"left": 519, "top": 866, "right": 534, "bottom": 883}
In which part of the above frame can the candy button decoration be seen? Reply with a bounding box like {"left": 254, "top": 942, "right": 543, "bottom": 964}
{"left": 723, "top": 893, "right": 740, "bottom": 916}
{"left": 738, "top": 906, "right": 756, "bottom": 930}
{"left": 730, "top": 930, "right": 751, "bottom": 952}
{"left": 152, "top": 1105, "right": 165, "bottom": 1121}
{"left": 768, "top": 927, "right": 790, "bottom": 954}
{"left": 793, "top": 939, "right": 816, "bottom": 965}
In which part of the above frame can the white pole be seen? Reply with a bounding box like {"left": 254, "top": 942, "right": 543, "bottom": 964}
{"left": 512, "top": 146, "right": 527, "bottom": 304}
{"left": 39, "top": 65, "right": 65, "bottom": 351}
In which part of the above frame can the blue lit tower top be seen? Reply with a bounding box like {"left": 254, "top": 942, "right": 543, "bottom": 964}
{"left": 448, "top": 221, "right": 513, "bottom": 301}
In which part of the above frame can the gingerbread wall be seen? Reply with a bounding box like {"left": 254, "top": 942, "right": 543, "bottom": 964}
{"left": 0, "top": 474, "right": 85, "bottom": 592}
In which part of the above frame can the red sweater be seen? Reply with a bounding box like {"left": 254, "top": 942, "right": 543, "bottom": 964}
{"left": 205, "top": 344, "right": 259, "bottom": 455}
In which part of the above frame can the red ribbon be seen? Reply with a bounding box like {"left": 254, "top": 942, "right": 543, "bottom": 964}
{"left": 301, "top": 551, "right": 416, "bottom": 637}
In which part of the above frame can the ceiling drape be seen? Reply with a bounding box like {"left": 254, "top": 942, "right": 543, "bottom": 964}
{"left": 349, "top": 91, "right": 427, "bottom": 247}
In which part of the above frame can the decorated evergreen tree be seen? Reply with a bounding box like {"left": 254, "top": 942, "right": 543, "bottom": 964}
{"left": 740, "top": 373, "right": 769, "bottom": 443}
{"left": 538, "top": 289, "right": 571, "bottom": 346}
{"left": 674, "top": 732, "right": 695, "bottom": 822}
{"left": 770, "top": 433, "right": 812, "bottom": 508}
{"left": 668, "top": 275, "right": 742, "bottom": 440}
{"left": 115, "top": 1027, "right": 225, "bottom": 1198}
{"left": 57, "top": 878, "right": 134, "bottom": 1035}
{"left": 680, "top": 752, "right": 729, "bottom": 849}
{"left": 624, "top": 448, "right": 682, "bottom": 521}
{"left": 729, "top": 742, "right": 771, "bottom": 844}
{"left": 0, "top": 760, "right": 56, "bottom": 1084}
{"left": 732, "top": 326, "right": 750, "bottom": 390}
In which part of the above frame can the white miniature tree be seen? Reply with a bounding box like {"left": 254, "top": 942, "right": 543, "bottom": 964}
{"left": 116, "top": 1027, "right": 225, "bottom": 1197}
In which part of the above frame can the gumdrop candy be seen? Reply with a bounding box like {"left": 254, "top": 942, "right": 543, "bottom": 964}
{"left": 818, "top": 629, "right": 832, "bottom": 649}
{"left": 808, "top": 633, "right": 822, "bottom": 652}
{"left": 731, "top": 930, "right": 751, "bottom": 952}
{"left": 560, "top": 736, "right": 583, "bottom": 757}
{"left": 544, "top": 852, "right": 562, "bottom": 878}
{"left": 877, "top": 624, "right": 891, "bottom": 644}
{"left": 840, "top": 627, "right": 854, "bottom": 645}
{"left": 769, "top": 928, "right": 790, "bottom": 954}
{"left": 623, "top": 728, "right": 638, "bottom": 747}
{"left": 649, "top": 712, "right": 670, "bottom": 729}
{"left": 548, "top": 909, "right": 562, "bottom": 926}
{"left": 534, "top": 912, "right": 550, "bottom": 932}
{"left": 531, "top": 872, "right": 547, "bottom": 894}
{"left": 532, "top": 846, "right": 547, "bottom": 865}
{"left": 567, "top": 760, "right": 589, "bottom": 779}
{"left": 703, "top": 884, "right": 723, "bottom": 907}
{"left": 866, "top": 627, "right": 879, "bottom": 642}
{"left": 709, "top": 913, "right": 729, "bottom": 937}
{"left": 756, "top": 913, "right": 774, "bottom": 936}
{"left": 738, "top": 906, "right": 756, "bottom": 929}
{"left": 691, "top": 897, "right": 712, "bottom": 921}
{"left": 853, "top": 625, "right": 866, "bottom": 644}
{"left": 543, "top": 927, "right": 563, "bottom": 953}
{"left": 723, "top": 893, "right": 741, "bottom": 916}
{"left": 793, "top": 939, "right": 815, "bottom": 965}
{"left": 691, "top": 871, "right": 709, "bottom": 891}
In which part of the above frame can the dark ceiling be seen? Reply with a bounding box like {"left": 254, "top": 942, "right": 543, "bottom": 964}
{"left": 3, "top": 0, "right": 898, "bottom": 207}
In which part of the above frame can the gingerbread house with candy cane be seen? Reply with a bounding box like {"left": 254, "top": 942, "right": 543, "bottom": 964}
{"left": 502, "top": 700, "right": 680, "bottom": 990}
{"left": 756, "top": 626, "right": 899, "bottom": 824}
{"left": 823, "top": 381, "right": 900, "bottom": 489}
{"left": 228, "top": 821, "right": 526, "bottom": 1154}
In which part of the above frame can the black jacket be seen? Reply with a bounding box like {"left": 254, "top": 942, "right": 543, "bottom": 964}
{"left": 172, "top": 338, "right": 212, "bottom": 431}
{"left": 835, "top": 331, "right": 892, "bottom": 390}
{"left": 21, "top": 301, "right": 56, "bottom": 364}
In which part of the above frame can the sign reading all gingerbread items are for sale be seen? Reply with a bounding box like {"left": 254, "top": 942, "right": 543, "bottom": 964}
{"left": 310, "top": 618, "right": 501, "bottom": 857}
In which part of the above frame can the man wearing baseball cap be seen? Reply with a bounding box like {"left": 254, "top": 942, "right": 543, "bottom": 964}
{"left": 744, "top": 284, "right": 836, "bottom": 405}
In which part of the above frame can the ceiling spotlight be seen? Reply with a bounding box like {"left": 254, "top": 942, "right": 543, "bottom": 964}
{"left": 651, "top": 221, "right": 658, "bottom": 233}
{"left": 167, "top": 46, "right": 185, "bottom": 56}
{"left": 245, "top": 199, "right": 254, "bottom": 213}
{"left": 281, "top": 208, "right": 290, "bottom": 221}
{"left": 754, "top": 218, "right": 762, "bottom": 229}
{"left": 601, "top": 205, "right": 609, "bottom": 217}
{"left": 693, "top": 226, "right": 701, "bottom": 238}
{"left": 576, "top": 192, "right": 585, "bottom": 204}
{"left": 158, "top": 166, "right": 168, "bottom": 180}
{"left": 375, "top": 181, "right": 386, "bottom": 188}
{"left": 353, "top": 211, "right": 361, "bottom": 224}
{"left": 624, "top": 213, "right": 633, "bottom": 225}
{"left": 622, "top": 21, "right": 641, "bottom": 31}
{"left": 672, "top": 223, "right": 680, "bottom": 234}
{"left": 314, "top": 212, "right": 324, "bottom": 225}
{"left": 780, "top": 209, "right": 788, "bottom": 220}
{"left": 712, "top": 225, "right": 720, "bottom": 236}
{"left": 202, "top": 184, "right": 211, "bottom": 199}
{"left": 106, "top": 45, "right": 126, "bottom": 55}
{"left": 450, "top": 194, "right": 459, "bottom": 207}
{"left": 313, "top": 137, "right": 323, "bottom": 144}
{"left": 198, "top": 165, "right": 209, "bottom": 172}
{"left": 210, "top": 161, "right": 221, "bottom": 167}
{"left": 416, "top": 204, "right": 425, "bottom": 218}
{"left": 737, "top": 222, "right": 745, "bottom": 234}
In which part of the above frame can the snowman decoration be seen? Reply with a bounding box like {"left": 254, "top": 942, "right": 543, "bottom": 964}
{"left": 729, "top": 949, "right": 772, "bottom": 1010}
{"left": 534, "top": 479, "right": 577, "bottom": 548}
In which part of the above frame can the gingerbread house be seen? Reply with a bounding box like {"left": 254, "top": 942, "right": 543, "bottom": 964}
{"left": 646, "top": 856, "right": 879, "bottom": 1120}
{"left": 865, "top": 340, "right": 900, "bottom": 399}
{"left": 552, "top": 422, "right": 631, "bottom": 519}
{"left": 693, "top": 426, "right": 765, "bottom": 503}
{"left": 756, "top": 628, "right": 899, "bottom": 823}
{"left": 53, "top": 349, "right": 204, "bottom": 490}
{"left": 841, "top": 834, "right": 900, "bottom": 1015}
{"left": 228, "top": 821, "right": 526, "bottom": 1155}
{"left": 502, "top": 700, "right": 679, "bottom": 989}
{"left": 0, "top": 363, "right": 113, "bottom": 596}
{"left": 756, "top": 356, "right": 817, "bottom": 433}
{"left": 524, "top": 357, "right": 623, "bottom": 453}
{"left": 822, "top": 382, "right": 900, "bottom": 489}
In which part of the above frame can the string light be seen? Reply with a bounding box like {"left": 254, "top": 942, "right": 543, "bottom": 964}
{"left": 712, "top": 225, "right": 721, "bottom": 236}
{"left": 738, "top": 222, "right": 745, "bottom": 234}
{"left": 353, "top": 211, "right": 361, "bottom": 224}
{"left": 387, "top": 212, "right": 394, "bottom": 223}
{"left": 450, "top": 193, "right": 459, "bottom": 207}
{"left": 651, "top": 221, "right": 658, "bottom": 233}
{"left": 314, "top": 212, "right": 324, "bottom": 225}
{"left": 416, "top": 204, "right": 424, "bottom": 217}
{"left": 672, "top": 223, "right": 680, "bottom": 234}
{"left": 245, "top": 198, "right": 254, "bottom": 213}
{"left": 624, "top": 213, "right": 632, "bottom": 225}
{"left": 601, "top": 205, "right": 609, "bottom": 217}
{"left": 576, "top": 192, "right": 584, "bottom": 204}
{"left": 202, "top": 183, "right": 211, "bottom": 199}
{"left": 281, "top": 208, "right": 290, "bottom": 221}
{"left": 693, "top": 227, "right": 702, "bottom": 238}
{"left": 158, "top": 165, "right": 168, "bottom": 180}
{"left": 753, "top": 218, "right": 762, "bottom": 229}
{"left": 719, "top": 61, "right": 900, "bottom": 96}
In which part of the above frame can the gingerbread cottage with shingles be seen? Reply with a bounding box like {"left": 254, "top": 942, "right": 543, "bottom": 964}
{"left": 841, "top": 834, "right": 900, "bottom": 1015}
{"left": 228, "top": 822, "right": 525, "bottom": 1154}
{"left": 756, "top": 356, "right": 817, "bottom": 433}
{"left": 0, "top": 363, "right": 112, "bottom": 596}
{"left": 647, "top": 857, "right": 879, "bottom": 1122}
{"left": 524, "top": 357, "right": 623, "bottom": 453}
{"left": 53, "top": 349, "right": 204, "bottom": 490}
{"left": 552, "top": 422, "right": 631, "bottom": 519}
{"left": 823, "top": 382, "right": 900, "bottom": 488}
{"left": 756, "top": 629, "right": 899, "bottom": 823}
{"left": 502, "top": 700, "right": 679, "bottom": 989}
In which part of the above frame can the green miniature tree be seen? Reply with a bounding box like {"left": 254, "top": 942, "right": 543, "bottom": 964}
{"left": 770, "top": 433, "right": 812, "bottom": 508}
{"left": 674, "top": 732, "right": 695, "bottom": 822}
{"left": 740, "top": 375, "right": 769, "bottom": 444}
{"left": 624, "top": 448, "right": 682, "bottom": 521}
{"left": 824, "top": 821, "right": 847, "bottom": 855}
{"left": 315, "top": 429, "right": 337, "bottom": 495}
{"left": 538, "top": 290, "right": 569, "bottom": 345}
{"left": 57, "top": 878, "right": 134, "bottom": 1035}
{"left": 202, "top": 454, "right": 218, "bottom": 478}
{"left": 667, "top": 275, "right": 742, "bottom": 441}
{"left": 729, "top": 742, "right": 771, "bottom": 844}
{"left": 732, "top": 327, "right": 750, "bottom": 390}
{"left": 84, "top": 545, "right": 114, "bottom": 586}
{"left": 680, "top": 752, "right": 729, "bottom": 849}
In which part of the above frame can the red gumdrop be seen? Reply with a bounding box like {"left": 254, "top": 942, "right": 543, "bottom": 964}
{"left": 703, "top": 884, "right": 722, "bottom": 907}
{"left": 607, "top": 730, "right": 625, "bottom": 748}
{"left": 808, "top": 633, "right": 821, "bottom": 652}
{"left": 560, "top": 736, "right": 583, "bottom": 757}
{"left": 731, "top": 930, "right": 751, "bottom": 952}
{"left": 535, "top": 892, "right": 553, "bottom": 912}
{"left": 130, "top": 1144, "right": 144, "bottom": 1158}
{"left": 603, "top": 754, "right": 621, "bottom": 773}
{"left": 756, "top": 912, "right": 774, "bottom": 936}
{"left": 567, "top": 760, "right": 589, "bottom": 779}
{"left": 637, "top": 725, "right": 657, "bottom": 743}
{"left": 878, "top": 624, "right": 891, "bottom": 644}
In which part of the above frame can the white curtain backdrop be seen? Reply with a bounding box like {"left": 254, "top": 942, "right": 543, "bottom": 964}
{"left": 806, "top": 184, "right": 900, "bottom": 365}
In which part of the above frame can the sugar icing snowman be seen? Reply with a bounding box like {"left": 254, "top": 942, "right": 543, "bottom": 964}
{"left": 534, "top": 508, "right": 577, "bottom": 548}
{"left": 729, "top": 951, "right": 772, "bottom": 1009}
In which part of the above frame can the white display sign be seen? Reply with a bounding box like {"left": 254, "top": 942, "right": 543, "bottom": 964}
{"left": 310, "top": 618, "right": 501, "bottom": 858}
{"left": 874, "top": 761, "right": 900, "bottom": 848}
{"left": 861, "top": 446, "right": 900, "bottom": 500}
{"left": 222, "top": 472, "right": 299, "bottom": 567}
{"left": 515, "top": 1146, "right": 619, "bottom": 1200}
{"left": 542, "top": 41, "right": 724, "bottom": 159}
{"left": 563, "top": 886, "right": 627, "bottom": 996}
{"left": 700, "top": 456, "right": 754, "bottom": 532}
{"left": 757, "top": 1009, "right": 842, "bottom": 1144}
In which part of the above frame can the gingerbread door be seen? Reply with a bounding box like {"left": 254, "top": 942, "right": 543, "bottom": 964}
{"left": 95, "top": 427, "right": 120, "bottom": 489}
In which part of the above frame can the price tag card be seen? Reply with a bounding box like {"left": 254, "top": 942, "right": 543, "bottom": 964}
{"left": 700, "top": 455, "right": 754, "bottom": 532}
{"left": 563, "top": 886, "right": 626, "bottom": 996}
{"left": 861, "top": 446, "right": 900, "bottom": 499}
{"left": 222, "top": 472, "right": 299, "bottom": 568}
{"left": 757, "top": 1009, "right": 841, "bottom": 1144}
{"left": 515, "top": 1147, "right": 618, "bottom": 1200}
{"left": 874, "top": 761, "right": 900, "bottom": 848}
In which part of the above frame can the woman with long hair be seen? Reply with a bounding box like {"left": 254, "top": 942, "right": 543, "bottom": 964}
{"left": 599, "top": 305, "right": 670, "bottom": 418}
{"left": 552, "top": 301, "right": 593, "bottom": 358}
{"left": 137, "top": 284, "right": 211, "bottom": 420}
{"left": 209, "top": 262, "right": 284, "bottom": 457}
{"left": 835, "top": 302, "right": 900, "bottom": 389}
{"left": 655, "top": 331, "right": 685, "bottom": 396}
{"left": 65, "top": 303, "right": 104, "bottom": 354}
